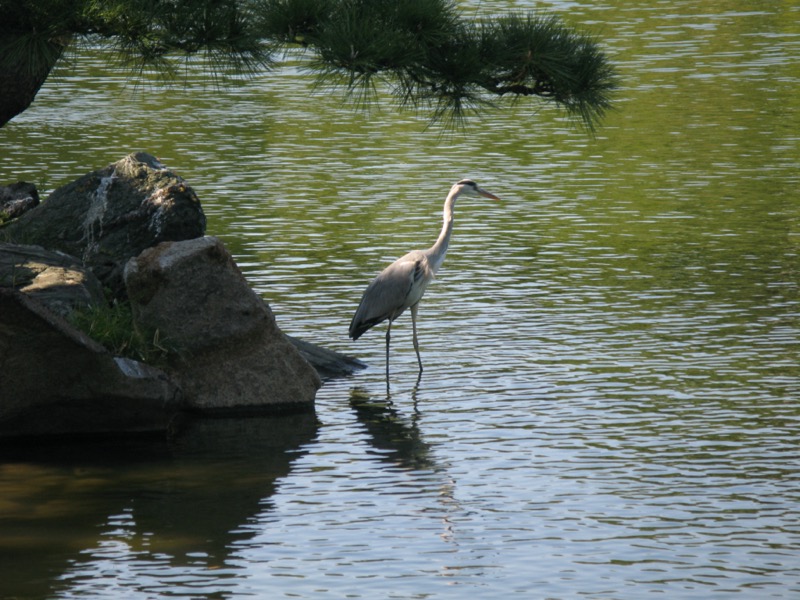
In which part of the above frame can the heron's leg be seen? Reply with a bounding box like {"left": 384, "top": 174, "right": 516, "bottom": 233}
{"left": 385, "top": 318, "right": 393, "bottom": 383}
{"left": 411, "top": 303, "right": 423, "bottom": 373}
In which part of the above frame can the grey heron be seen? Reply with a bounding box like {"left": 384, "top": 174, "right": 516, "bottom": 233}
{"left": 349, "top": 179, "right": 500, "bottom": 384}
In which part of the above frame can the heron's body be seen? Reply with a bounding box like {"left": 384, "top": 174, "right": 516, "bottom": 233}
{"left": 348, "top": 249, "right": 433, "bottom": 341}
{"left": 349, "top": 179, "right": 500, "bottom": 384}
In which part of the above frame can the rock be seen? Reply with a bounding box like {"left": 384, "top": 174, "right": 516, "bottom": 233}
{"left": 124, "top": 236, "right": 321, "bottom": 413}
{"left": 0, "top": 288, "right": 183, "bottom": 440}
{"left": 2, "top": 152, "right": 206, "bottom": 298}
{"left": 0, "top": 243, "right": 106, "bottom": 317}
{"left": 0, "top": 182, "right": 39, "bottom": 222}
{"left": 286, "top": 335, "right": 367, "bottom": 380}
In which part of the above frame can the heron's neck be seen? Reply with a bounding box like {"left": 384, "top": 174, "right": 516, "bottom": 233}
{"left": 427, "top": 188, "right": 459, "bottom": 273}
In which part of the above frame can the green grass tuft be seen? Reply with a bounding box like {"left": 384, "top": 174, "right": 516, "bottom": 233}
{"left": 68, "top": 301, "right": 175, "bottom": 367}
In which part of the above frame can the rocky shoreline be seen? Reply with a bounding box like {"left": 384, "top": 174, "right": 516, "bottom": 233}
{"left": 0, "top": 153, "right": 364, "bottom": 441}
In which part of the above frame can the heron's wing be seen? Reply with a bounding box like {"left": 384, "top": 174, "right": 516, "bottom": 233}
{"left": 349, "top": 252, "right": 430, "bottom": 340}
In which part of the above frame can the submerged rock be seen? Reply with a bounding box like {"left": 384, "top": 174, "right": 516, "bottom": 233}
{"left": 287, "top": 335, "right": 366, "bottom": 380}
{"left": 124, "top": 236, "right": 321, "bottom": 414}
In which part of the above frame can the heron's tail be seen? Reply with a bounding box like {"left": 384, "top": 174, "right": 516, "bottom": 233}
{"left": 349, "top": 314, "right": 380, "bottom": 340}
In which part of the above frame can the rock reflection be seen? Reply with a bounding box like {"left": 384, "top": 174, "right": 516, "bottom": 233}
{"left": 0, "top": 413, "right": 317, "bottom": 598}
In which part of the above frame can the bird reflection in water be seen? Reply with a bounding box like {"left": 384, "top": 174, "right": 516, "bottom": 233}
{"left": 348, "top": 387, "right": 459, "bottom": 544}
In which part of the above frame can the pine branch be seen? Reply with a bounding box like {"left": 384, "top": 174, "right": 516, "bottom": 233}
{"left": 271, "top": 1, "right": 618, "bottom": 130}
{"left": 0, "top": 0, "right": 618, "bottom": 130}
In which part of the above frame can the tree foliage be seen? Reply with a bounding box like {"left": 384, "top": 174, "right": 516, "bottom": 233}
{"left": 0, "top": 0, "right": 618, "bottom": 129}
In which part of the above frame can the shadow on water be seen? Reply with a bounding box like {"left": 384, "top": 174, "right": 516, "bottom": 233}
{"left": 0, "top": 413, "right": 318, "bottom": 599}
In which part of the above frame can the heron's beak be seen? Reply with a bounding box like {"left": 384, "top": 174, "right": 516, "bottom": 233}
{"left": 478, "top": 188, "right": 500, "bottom": 201}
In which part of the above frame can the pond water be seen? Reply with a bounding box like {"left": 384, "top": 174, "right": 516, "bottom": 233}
{"left": 1, "top": 1, "right": 799, "bottom": 598}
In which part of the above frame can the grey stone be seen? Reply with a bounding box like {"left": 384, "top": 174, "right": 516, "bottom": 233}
{"left": 0, "top": 288, "right": 183, "bottom": 440}
{"left": 0, "top": 181, "right": 39, "bottom": 221}
{"left": 124, "top": 236, "right": 321, "bottom": 413}
{"left": 0, "top": 242, "right": 106, "bottom": 317}
{"left": 2, "top": 152, "right": 206, "bottom": 298}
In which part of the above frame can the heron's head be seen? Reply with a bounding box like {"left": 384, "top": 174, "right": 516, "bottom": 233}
{"left": 454, "top": 179, "right": 500, "bottom": 201}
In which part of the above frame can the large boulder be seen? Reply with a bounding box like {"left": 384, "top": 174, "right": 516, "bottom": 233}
{"left": 0, "top": 288, "right": 183, "bottom": 440}
{"left": 2, "top": 152, "right": 206, "bottom": 298}
{"left": 0, "top": 243, "right": 106, "bottom": 317}
{"left": 124, "top": 236, "right": 321, "bottom": 413}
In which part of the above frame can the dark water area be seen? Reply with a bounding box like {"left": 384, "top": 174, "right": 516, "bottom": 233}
{"left": 1, "top": 415, "right": 318, "bottom": 598}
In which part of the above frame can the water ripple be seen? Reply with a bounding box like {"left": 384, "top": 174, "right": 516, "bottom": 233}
{"left": 1, "top": 2, "right": 799, "bottom": 599}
